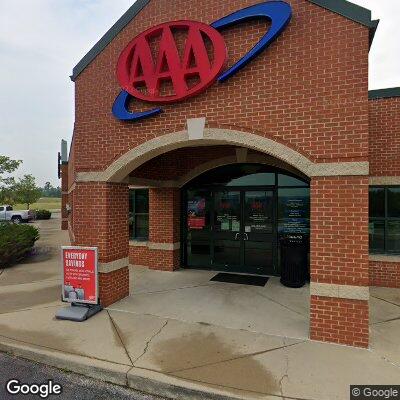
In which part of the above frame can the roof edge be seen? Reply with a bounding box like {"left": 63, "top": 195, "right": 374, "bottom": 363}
{"left": 70, "top": 0, "right": 150, "bottom": 82}
{"left": 369, "top": 88, "right": 400, "bottom": 100}
{"left": 307, "top": 0, "right": 374, "bottom": 28}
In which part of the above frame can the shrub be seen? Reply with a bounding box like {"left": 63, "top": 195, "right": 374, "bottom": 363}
{"left": 0, "top": 223, "right": 39, "bottom": 267}
{"left": 35, "top": 209, "right": 52, "bottom": 220}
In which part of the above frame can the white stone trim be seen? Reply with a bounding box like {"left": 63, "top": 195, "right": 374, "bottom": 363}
{"left": 128, "top": 178, "right": 176, "bottom": 188}
{"left": 75, "top": 129, "right": 370, "bottom": 183}
{"left": 68, "top": 183, "right": 76, "bottom": 194}
{"left": 369, "top": 176, "right": 400, "bottom": 185}
{"left": 129, "top": 240, "right": 149, "bottom": 247}
{"left": 148, "top": 242, "right": 180, "bottom": 251}
{"left": 370, "top": 254, "right": 400, "bottom": 263}
{"left": 310, "top": 282, "right": 369, "bottom": 301}
{"left": 129, "top": 241, "right": 180, "bottom": 251}
{"left": 187, "top": 118, "right": 206, "bottom": 140}
{"left": 98, "top": 257, "right": 129, "bottom": 273}
{"left": 76, "top": 171, "right": 106, "bottom": 182}
{"left": 308, "top": 162, "right": 369, "bottom": 177}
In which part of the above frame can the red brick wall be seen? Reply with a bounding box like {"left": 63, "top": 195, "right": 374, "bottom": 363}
{"left": 73, "top": 182, "right": 129, "bottom": 263}
{"left": 99, "top": 266, "right": 129, "bottom": 307}
{"left": 370, "top": 260, "right": 400, "bottom": 288}
{"left": 369, "top": 97, "right": 400, "bottom": 176}
{"left": 129, "top": 246, "right": 179, "bottom": 271}
{"left": 149, "top": 188, "right": 180, "bottom": 244}
{"left": 311, "top": 177, "right": 369, "bottom": 286}
{"left": 310, "top": 296, "right": 369, "bottom": 348}
{"left": 72, "top": 0, "right": 369, "bottom": 175}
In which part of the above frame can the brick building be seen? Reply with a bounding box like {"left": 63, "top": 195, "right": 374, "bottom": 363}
{"left": 61, "top": 0, "right": 400, "bottom": 348}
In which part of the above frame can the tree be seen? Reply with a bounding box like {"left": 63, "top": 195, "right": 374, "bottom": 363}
{"left": 41, "top": 182, "right": 61, "bottom": 198}
{"left": 15, "top": 175, "right": 42, "bottom": 209}
{"left": 0, "top": 155, "right": 22, "bottom": 204}
{"left": 44, "top": 181, "right": 52, "bottom": 192}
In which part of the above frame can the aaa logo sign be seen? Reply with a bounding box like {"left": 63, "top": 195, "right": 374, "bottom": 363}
{"left": 117, "top": 21, "right": 227, "bottom": 103}
{"left": 113, "top": 1, "right": 292, "bottom": 121}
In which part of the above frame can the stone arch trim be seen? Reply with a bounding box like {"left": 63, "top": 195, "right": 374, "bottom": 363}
{"left": 128, "top": 153, "right": 310, "bottom": 188}
{"left": 76, "top": 128, "right": 369, "bottom": 183}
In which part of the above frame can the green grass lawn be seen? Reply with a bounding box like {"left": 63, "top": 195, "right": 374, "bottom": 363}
{"left": 13, "top": 197, "right": 61, "bottom": 211}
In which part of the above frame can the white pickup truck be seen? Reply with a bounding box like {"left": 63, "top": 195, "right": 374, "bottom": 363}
{"left": 0, "top": 205, "right": 35, "bottom": 223}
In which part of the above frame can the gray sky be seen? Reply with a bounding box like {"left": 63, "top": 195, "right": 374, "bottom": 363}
{"left": 0, "top": 0, "right": 399, "bottom": 186}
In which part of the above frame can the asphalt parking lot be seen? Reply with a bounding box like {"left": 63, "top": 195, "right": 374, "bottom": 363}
{"left": 0, "top": 353, "right": 165, "bottom": 400}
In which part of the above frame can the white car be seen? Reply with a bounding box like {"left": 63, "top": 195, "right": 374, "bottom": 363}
{"left": 0, "top": 205, "right": 35, "bottom": 223}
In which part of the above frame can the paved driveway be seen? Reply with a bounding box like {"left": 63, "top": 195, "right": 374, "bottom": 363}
{"left": 0, "top": 353, "right": 164, "bottom": 400}
{"left": 0, "top": 216, "right": 399, "bottom": 400}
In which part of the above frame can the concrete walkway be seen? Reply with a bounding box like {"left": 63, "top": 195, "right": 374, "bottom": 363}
{"left": 0, "top": 217, "right": 400, "bottom": 400}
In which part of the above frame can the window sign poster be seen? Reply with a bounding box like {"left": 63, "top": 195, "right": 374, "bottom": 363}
{"left": 278, "top": 195, "right": 310, "bottom": 235}
{"left": 61, "top": 247, "right": 98, "bottom": 305}
{"left": 187, "top": 197, "right": 206, "bottom": 230}
{"left": 221, "top": 220, "right": 230, "bottom": 231}
{"left": 232, "top": 219, "right": 240, "bottom": 232}
{"left": 188, "top": 216, "right": 206, "bottom": 230}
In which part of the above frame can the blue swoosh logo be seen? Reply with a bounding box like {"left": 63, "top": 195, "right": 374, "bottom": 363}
{"left": 211, "top": 1, "right": 292, "bottom": 82}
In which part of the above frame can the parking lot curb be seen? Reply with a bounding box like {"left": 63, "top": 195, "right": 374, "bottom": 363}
{"left": 0, "top": 337, "right": 130, "bottom": 386}
{"left": 0, "top": 336, "right": 281, "bottom": 400}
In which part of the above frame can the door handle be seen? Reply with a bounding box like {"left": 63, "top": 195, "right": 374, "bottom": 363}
{"left": 235, "top": 233, "right": 240, "bottom": 240}
{"left": 244, "top": 233, "right": 249, "bottom": 241}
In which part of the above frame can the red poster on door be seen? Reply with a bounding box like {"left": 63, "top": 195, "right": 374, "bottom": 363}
{"left": 61, "top": 247, "right": 98, "bottom": 305}
{"left": 188, "top": 216, "right": 206, "bottom": 230}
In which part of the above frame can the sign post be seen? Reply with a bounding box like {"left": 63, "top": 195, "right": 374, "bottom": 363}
{"left": 55, "top": 246, "right": 102, "bottom": 321}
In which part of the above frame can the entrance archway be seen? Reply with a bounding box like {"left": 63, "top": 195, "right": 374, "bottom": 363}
{"left": 182, "top": 163, "right": 310, "bottom": 276}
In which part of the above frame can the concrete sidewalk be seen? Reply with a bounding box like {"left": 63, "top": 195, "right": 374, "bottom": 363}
{"left": 0, "top": 217, "right": 400, "bottom": 400}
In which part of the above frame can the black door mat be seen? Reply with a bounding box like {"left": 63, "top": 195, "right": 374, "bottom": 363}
{"left": 210, "top": 273, "right": 269, "bottom": 287}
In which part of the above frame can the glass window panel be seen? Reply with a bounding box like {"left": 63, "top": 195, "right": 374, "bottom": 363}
{"left": 227, "top": 173, "right": 275, "bottom": 186}
{"left": 187, "top": 242, "right": 211, "bottom": 266}
{"left": 129, "top": 190, "right": 135, "bottom": 238}
{"left": 135, "top": 189, "right": 149, "bottom": 214}
{"left": 129, "top": 190, "right": 135, "bottom": 213}
{"left": 388, "top": 188, "right": 400, "bottom": 218}
{"left": 369, "top": 220, "right": 385, "bottom": 252}
{"left": 213, "top": 240, "right": 241, "bottom": 266}
{"left": 387, "top": 220, "right": 400, "bottom": 253}
{"left": 135, "top": 214, "right": 149, "bottom": 239}
{"left": 129, "top": 189, "right": 149, "bottom": 240}
{"left": 369, "top": 188, "right": 385, "bottom": 218}
{"left": 189, "top": 164, "right": 276, "bottom": 187}
{"left": 278, "top": 174, "right": 308, "bottom": 187}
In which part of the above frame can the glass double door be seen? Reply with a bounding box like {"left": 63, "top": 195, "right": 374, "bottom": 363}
{"left": 186, "top": 189, "right": 276, "bottom": 275}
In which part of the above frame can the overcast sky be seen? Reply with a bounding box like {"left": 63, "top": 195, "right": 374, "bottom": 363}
{"left": 0, "top": 0, "right": 399, "bottom": 186}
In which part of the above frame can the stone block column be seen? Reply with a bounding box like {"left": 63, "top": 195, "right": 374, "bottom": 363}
{"left": 148, "top": 188, "right": 181, "bottom": 271}
{"left": 309, "top": 176, "right": 370, "bottom": 348}
{"left": 73, "top": 182, "right": 130, "bottom": 307}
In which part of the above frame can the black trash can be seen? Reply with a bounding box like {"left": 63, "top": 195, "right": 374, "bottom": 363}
{"left": 280, "top": 235, "right": 308, "bottom": 288}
